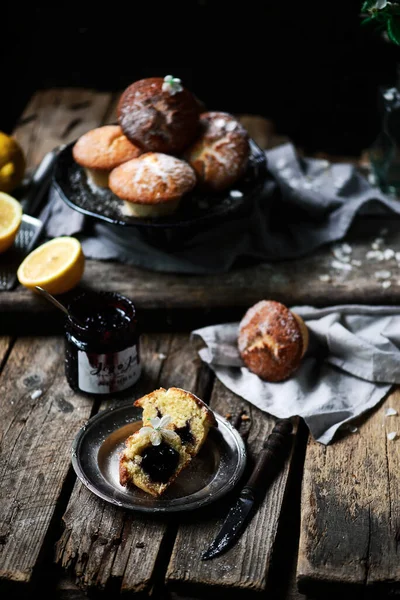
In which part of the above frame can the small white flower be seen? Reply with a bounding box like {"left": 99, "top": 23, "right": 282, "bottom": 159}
{"left": 162, "top": 75, "right": 183, "bottom": 95}
{"left": 376, "top": 1, "right": 388, "bottom": 11}
{"left": 138, "top": 414, "right": 179, "bottom": 446}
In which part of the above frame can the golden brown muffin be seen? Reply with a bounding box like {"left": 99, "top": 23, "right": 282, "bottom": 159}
{"left": 117, "top": 76, "right": 201, "bottom": 154}
{"left": 184, "top": 111, "right": 250, "bottom": 191}
{"left": 119, "top": 387, "right": 216, "bottom": 496}
{"left": 72, "top": 125, "right": 142, "bottom": 188}
{"left": 238, "top": 301, "right": 309, "bottom": 382}
{"left": 109, "top": 152, "right": 196, "bottom": 218}
{"left": 135, "top": 387, "right": 217, "bottom": 456}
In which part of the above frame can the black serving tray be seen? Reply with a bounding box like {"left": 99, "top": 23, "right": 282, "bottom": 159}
{"left": 52, "top": 139, "right": 268, "bottom": 231}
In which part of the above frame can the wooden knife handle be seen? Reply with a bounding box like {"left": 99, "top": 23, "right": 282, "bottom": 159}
{"left": 243, "top": 418, "right": 293, "bottom": 494}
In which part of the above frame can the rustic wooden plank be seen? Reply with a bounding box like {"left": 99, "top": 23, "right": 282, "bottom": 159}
{"left": 166, "top": 378, "right": 298, "bottom": 599}
{"left": 0, "top": 336, "right": 93, "bottom": 591}
{"left": 297, "top": 386, "right": 400, "bottom": 597}
{"left": 55, "top": 332, "right": 214, "bottom": 596}
{"left": 237, "top": 115, "right": 290, "bottom": 150}
{"left": 55, "top": 333, "right": 171, "bottom": 595}
{"left": 13, "top": 88, "right": 114, "bottom": 170}
{"left": 0, "top": 337, "right": 12, "bottom": 368}
{"left": 56, "top": 575, "right": 88, "bottom": 600}
{"left": 1, "top": 216, "right": 400, "bottom": 334}
{"left": 263, "top": 420, "right": 309, "bottom": 600}
{"left": 103, "top": 92, "right": 121, "bottom": 125}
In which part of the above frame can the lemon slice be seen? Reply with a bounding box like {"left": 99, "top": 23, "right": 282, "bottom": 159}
{"left": 0, "top": 191, "right": 23, "bottom": 253}
{"left": 17, "top": 236, "right": 85, "bottom": 295}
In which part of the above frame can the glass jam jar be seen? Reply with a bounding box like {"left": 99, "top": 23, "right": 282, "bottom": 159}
{"left": 64, "top": 291, "right": 141, "bottom": 395}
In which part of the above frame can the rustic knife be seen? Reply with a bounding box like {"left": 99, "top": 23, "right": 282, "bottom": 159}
{"left": 201, "top": 418, "right": 293, "bottom": 560}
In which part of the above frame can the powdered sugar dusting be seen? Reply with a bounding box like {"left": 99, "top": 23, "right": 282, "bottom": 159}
{"left": 323, "top": 226, "right": 400, "bottom": 288}
{"left": 185, "top": 112, "right": 249, "bottom": 187}
{"left": 109, "top": 153, "right": 196, "bottom": 203}
{"left": 238, "top": 300, "right": 301, "bottom": 354}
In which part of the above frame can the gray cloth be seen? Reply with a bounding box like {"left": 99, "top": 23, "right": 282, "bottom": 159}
{"left": 42, "top": 143, "right": 400, "bottom": 274}
{"left": 192, "top": 304, "right": 400, "bottom": 444}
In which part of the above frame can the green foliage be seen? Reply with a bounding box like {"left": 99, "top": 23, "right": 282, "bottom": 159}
{"left": 361, "top": 1, "right": 400, "bottom": 44}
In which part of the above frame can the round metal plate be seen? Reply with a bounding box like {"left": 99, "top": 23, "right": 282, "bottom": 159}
{"left": 71, "top": 402, "right": 247, "bottom": 513}
{"left": 53, "top": 139, "right": 268, "bottom": 229}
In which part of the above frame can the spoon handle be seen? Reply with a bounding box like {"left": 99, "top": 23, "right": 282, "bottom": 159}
{"left": 35, "top": 286, "right": 70, "bottom": 316}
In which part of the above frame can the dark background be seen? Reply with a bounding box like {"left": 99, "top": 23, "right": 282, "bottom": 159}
{"left": 3, "top": 1, "right": 400, "bottom": 156}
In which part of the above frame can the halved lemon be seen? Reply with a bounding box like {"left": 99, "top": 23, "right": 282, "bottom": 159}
{"left": 17, "top": 236, "right": 85, "bottom": 295}
{"left": 0, "top": 191, "right": 23, "bottom": 253}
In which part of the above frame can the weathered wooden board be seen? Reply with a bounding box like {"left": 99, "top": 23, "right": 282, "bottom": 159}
{"left": 55, "top": 332, "right": 214, "bottom": 595}
{"left": 2, "top": 88, "right": 400, "bottom": 333}
{"left": 0, "top": 337, "right": 12, "bottom": 367}
{"left": 55, "top": 334, "right": 172, "bottom": 596}
{"left": 0, "top": 337, "right": 92, "bottom": 592}
{"left": 297, "top": 386, "right": 400, "bottom": 597}
{"left": 14, "top": 88, "right": 114, "bottom": 170}
{"left": 166, "top": 379, "right": 299, "bottom": 599}
{"left": 2, "top": 215, "right": 400, "bottom": 334}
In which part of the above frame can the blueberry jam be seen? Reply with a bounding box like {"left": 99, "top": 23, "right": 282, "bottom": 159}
{"left": 80, "top": 306, "right": 130, "bottom": 333}
{"left": 141, "top": 442, "right": 180, "bottom": 483}
{"left": 64, "top": 291, "right": 141, "bottom": 395}
{"left": 176, "top": 421, "right": 194, "bottom": 446}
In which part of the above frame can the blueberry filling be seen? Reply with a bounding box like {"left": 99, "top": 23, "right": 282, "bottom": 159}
{"left": 176, "top": 420, "right": 194, "bottom": 445}
{"left": 140, "top": 442, "right": 179, "bottom": 483}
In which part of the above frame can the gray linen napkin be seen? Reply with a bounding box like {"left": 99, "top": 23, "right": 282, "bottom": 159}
{"left": 41, "top": 143, "right": 400, "bottom": 274}
{"left": 192, "top": 304, "right": 400, "bottom": 444}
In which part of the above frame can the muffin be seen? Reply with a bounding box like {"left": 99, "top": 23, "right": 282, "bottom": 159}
{"left": 109, "top": 152, "right": 197, "bottom": 218}
{"left": 135, "top": 387, "right": 217, "bottom": 456}
{"left": 117, "top": 76, "right": 201, "bottom": 154}
{"left": 119, "top": 419, "right": 189, "bottom": 496}
{"left": 184, "top": 111, "right": 250, "bottom": 191}
{"left": 119, "top": 387, "right": 216, "bottom": 496}
{"left": 238, "top": 300, "right": 309, "bottom": 382}
{"left": 72, "top": 125, "right": 142, "bottom": 188}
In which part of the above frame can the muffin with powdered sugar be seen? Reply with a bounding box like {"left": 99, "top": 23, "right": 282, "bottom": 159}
{"left": 109, "top": 152, "right": 196, "bottom": 218}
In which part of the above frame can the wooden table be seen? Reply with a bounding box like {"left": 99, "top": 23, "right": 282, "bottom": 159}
{"left": 1, "top": 89, "right": 400, "bottom": 599}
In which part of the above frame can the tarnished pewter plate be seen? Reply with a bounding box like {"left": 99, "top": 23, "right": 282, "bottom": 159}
{"left": 71, "top": 402, "right": 246, "bottom": 513}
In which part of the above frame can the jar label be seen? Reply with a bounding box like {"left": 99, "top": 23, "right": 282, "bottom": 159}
{"left": 77, "top": 344, "right": 141, "bottom": 394}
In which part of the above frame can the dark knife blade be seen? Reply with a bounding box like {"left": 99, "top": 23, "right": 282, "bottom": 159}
{"left": 201, "top": 418, "right": 293, "bottom": 560}
{"left": 20, "top": 145, "right": 65, "bottom": 216}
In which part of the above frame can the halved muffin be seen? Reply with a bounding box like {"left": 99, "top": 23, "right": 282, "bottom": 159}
{"left": 119, "top": 417, "right": 189, "bottom": 496}
{"left": 119, "top": 387, "right": 216, "bottom": 496}
{"left": 135, "top": 387, "right": 217, "bottom": 456}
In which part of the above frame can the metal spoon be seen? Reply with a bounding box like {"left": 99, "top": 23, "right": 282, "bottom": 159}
{"left": 35, "top": 286, "right": 85, "bottom": 328}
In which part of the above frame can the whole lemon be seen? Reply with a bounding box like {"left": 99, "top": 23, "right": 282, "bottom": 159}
{"left": 0, "top": 132, "right": 26, "bottom": 193}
